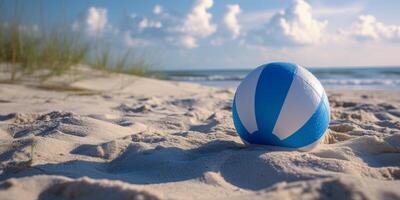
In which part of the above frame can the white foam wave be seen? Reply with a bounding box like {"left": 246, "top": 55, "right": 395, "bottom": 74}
{"left": 321, "top": 79, "right": 400, "bottom": 86}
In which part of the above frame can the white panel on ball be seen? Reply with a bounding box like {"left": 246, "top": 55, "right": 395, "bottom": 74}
{"left": 235, "top": 66, "right": 264, "bottom": 134}
{"left": 296, "top": 65, "right": 324, "bottom": 97}
{"left": 272, "top": 66, "right": 323, "bottom": 140}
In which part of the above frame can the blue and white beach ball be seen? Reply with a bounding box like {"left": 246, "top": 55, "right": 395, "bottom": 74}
{"left": 232, "top": 62, "right": 330, "bottom": 151}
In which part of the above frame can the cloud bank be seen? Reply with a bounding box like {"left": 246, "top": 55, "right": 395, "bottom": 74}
{"left": 120, "top": 0, "right": 218, "bottom": 49}
{"left": 344, "top": 15, "right": 400, "bottom": 42}
{"left": 73, "top": 0, "right": 400, "bottom": 69}
{"left": 249, "top": 0, "right": 327, "bottom": 47}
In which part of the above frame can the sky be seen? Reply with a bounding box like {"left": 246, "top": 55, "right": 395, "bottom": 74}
{"left": 2, "top": 0, "right": 400, "bottom": 69}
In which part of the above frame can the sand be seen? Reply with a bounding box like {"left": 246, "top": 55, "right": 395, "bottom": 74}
{"left": 0, "top": 70, "right": 399, "bottom": 200}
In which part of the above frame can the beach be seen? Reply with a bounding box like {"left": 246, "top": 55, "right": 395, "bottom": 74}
{"left": 0, "top": 71, "right": 399, "bottom": 200}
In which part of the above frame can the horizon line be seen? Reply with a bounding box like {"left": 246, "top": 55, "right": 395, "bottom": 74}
{"left": 155, "top": 65, "right": 400, "bottom": 71}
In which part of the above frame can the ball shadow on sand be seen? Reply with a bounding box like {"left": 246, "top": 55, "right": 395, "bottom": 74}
{"left": 0, "top": 140, "right": 317, "bottom": 191}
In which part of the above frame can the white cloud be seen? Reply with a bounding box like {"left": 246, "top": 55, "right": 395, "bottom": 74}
{"left": 180, "top": 0, "right": 217, "bottom": 38}
{"left": 172, "top": 0, "right": 217, "bottom": 48}
{"left": 179, "top": 35, "right": 198, "bottom": 48}
{"left": 343, "top": 15, "right": 400, "bottom": 42}
{"left": 121, "top": 0, "right": 217, "bottom": 49}
{"left": 224, "top": 4, "right": 241, "bottom": 39}
{"left": 250, "top": 0, "right": 327, "bottom": 46}
{"left": 124, "top": 32, "right": 153, "bottom": 47}
{"left": 153, "top": 5, "right": 163, "bottom": 15}
{"left": 166, "top": 35, "right": 198, "bottom": 49}
{"left": 86, "top": 7, "right": 108, "bottom": 36}
{"left": 138, "top": 18, "right": 162, "bottom": 31}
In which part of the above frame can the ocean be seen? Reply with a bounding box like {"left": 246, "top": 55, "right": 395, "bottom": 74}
{"left": 158, "top": 67, "right": 400, "bottom": 90}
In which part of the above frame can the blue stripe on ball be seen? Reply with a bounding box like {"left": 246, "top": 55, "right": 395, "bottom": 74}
{"left": 275, "top": 92, "right": 329, "bottom": 148}
{"left": 232, "top": 97, "right": 251, "bottom": 142}
{"left": 255, "top": 62, "right": 297, "bottom": 139}
{"left": 233, "top": 97, "right": 266, "bottom": 144}
{"left": 243, "top": 92, "right": 329, "bottom": 148}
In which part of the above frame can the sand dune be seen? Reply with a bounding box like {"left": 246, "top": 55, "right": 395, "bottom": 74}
{"left": 0, "top": 73, "right": 399, "bottom": 199}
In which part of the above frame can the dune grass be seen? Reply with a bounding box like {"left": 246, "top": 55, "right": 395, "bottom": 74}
{"left": 0, "top": 22, "right": 89, "bottom": 81}
{"left": 90, "top": 48, "right": 151, "bottom": 77}
{"left": 0, "top": 21, "right": 153, "bottom": 82}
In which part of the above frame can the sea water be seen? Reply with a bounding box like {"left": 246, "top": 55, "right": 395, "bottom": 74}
{"left": 159, "top": 67, "right": 400, "bottom": 90}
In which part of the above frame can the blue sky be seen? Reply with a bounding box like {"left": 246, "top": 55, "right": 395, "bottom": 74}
{"left": 2, "top": 0, "right": 400, "bottom": 69}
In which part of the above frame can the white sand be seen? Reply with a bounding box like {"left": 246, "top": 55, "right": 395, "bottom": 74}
{"left": 0, "top": 70, "right": 399, "bottom": 200}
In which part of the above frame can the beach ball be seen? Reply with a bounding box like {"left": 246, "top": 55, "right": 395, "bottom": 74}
{"left": 232, "top": 62, "right": 330, "bottom": 151}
